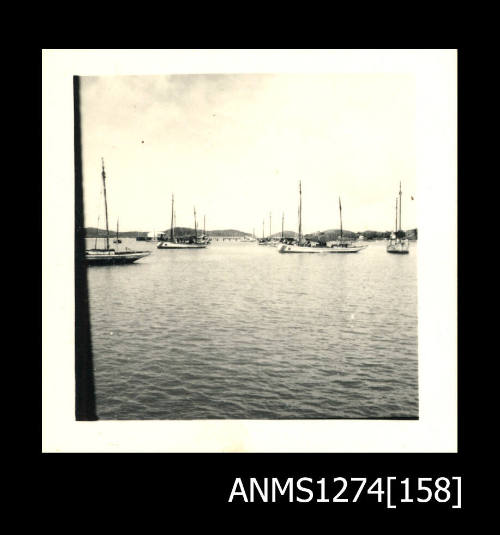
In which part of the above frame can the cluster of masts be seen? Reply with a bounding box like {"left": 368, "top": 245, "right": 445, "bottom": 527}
{"left": 254, "top": 181, "right": 368, "bottom": 253}
{"left": 86, "top": 159, "right": 411, "bottom": 263}
{"left": 155, "top": 194, "right": 211, "bottom": 249}
{"left": 386, "top": 181, "right": 410, "bottom": 254}
{"left": 395, "top": 181, "right": 403, "bottom": 234}
{"left": 256, "top": 181, "right": 307, "bottom": 244}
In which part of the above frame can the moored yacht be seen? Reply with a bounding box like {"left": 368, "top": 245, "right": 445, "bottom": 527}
{"left": 157, "top": 196, "right": 208, "bottom": 249}
{"left": 86, "top": 159, "right": 151, "bottom": 266}
{"left": 278, "top": 184, "right": 366, "bottom": 254}
{"left": 386, "top": 183, "right": 409, "bottom": 254}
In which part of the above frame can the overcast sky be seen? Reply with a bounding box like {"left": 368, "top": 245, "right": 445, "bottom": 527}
{"left": 80, "top": 73, "right": 416, "bottom": 234}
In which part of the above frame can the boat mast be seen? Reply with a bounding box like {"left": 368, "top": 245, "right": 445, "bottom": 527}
{"left": 194, "top": 207, "right": 198, "bottom": 238}
{"left": 262, "top": 219, "right": 264, "bottom": 239}
{"left": 269, "top": 212, "right": 272, "bottom": 239}
{"left": 395, "top": 197, "right": 398, "bottom": 234}
{"left": 339, "top": 197, "right": 343, "bottom": 242}
{"left": 398, "top": 181, "right": 402, "bottom": 232}
{"left": 101, "top": 158, "right": 110, "bottom": 250}
{"left": 282, "top": 212, "right": 284, "bottom": 239}
{"left": 204, "top": 215, "right": 206, "bottom": 236}
{"left": 116, "top": 217, "right": 119, "bottom": 242}
{"left": 298, "top": 180, "right": 302, "bottom": 243}
{"left": 170, "top": 194, "right": 175, "bottom": 241}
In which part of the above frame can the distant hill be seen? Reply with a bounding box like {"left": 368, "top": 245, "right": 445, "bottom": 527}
{"left": 84, "top": 227, "right": 141, "bottom": 238}
{"left": 161, "top": 228, "right": 252, "bottom": 238}
{"left": 305, "top": 228, "right": 418, "bottom": 241}
{"left": 207, "top": 229, "right": 251, "bottom": 237}
{"left": 305, "top": 229, "right": 357, "bottom": 241}
{"left": 159, "top": 227, "right": 197, "bottom": 238}
{"left": 359, "top": 230, "right": 392, "bottom": 240}
{"left": 84, "top": 226, "right": 417, "bottom": 240}
{"left": 358, "top": 229, "right": 418, "bottom": 240}
{"left": 268, "top": 231, "right": 298, "bottom": 239}
{"left": 85, "top": 227, "right": 254, "bottom": 238}
{"left": 406, "top": 228, "right": 418, "bottom": 240}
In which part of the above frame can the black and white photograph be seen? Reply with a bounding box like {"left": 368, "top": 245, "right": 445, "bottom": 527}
{"left": 42, "top": 50, "right": 456, "bottom": 452}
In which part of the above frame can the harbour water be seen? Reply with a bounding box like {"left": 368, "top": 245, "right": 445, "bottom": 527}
{"left": 85, "top": 238, "right": 418, "bottom": 419}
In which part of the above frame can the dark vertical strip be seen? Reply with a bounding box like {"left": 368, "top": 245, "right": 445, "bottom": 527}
{"left": 74, "top": 76, "right": 98, "bottom": 421}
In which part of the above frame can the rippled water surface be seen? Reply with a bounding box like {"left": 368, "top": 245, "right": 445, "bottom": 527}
{"left": 86, "top": 239, "right": 418, "bottom": 419}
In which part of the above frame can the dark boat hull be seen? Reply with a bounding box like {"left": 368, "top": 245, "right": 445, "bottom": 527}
{"left": 386, "top": 241, "right": 410, "bottom": 254}
{"left": 86, "top": 251, "right": 151, "bottom": 266}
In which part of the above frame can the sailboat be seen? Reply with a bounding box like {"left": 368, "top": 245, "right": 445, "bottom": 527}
{"left": 278, "top": 183, "right": 366, "bottom": 254}
{"left": 386, "top": 182, "right": 409, "bottom": 254}
{"left": 202, "top": 215, "right": 211, "bottom": 244}
{"left": 268, "top": 212, "right": 278, "bottom": 246}
{"left": 326, "top": 197, "right": 367, "bottom": 252}
{"left": 258, "top": 218, "right": 269, "bottom": 245}
{"left": 258, "top": 213, "right": 278, "bottom": 246}
{"left": 113, "top": 218, "right": 122, "bottom": 244}
{"left": 157, "top": 195, "right": 208, "bottom": 249}
{"left": 86, "top": 159, "right": 151, "bottom": 266}
{"left": 240, "top": 228, "right": 257, "bottom": 242}
{"left": 278, "top": 212, "right": 288, "bottom": 243}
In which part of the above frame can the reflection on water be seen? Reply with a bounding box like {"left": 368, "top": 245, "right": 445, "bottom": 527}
{"left": 85, "top": 239, "right": 418, "bottom": 419}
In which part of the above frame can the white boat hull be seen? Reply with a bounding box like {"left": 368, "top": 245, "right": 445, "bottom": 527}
{"left": 157, "top": 241, "right": 207, "bottom": 249}
{"left": 278, "top": 244, "right": 366, "bottom": 254}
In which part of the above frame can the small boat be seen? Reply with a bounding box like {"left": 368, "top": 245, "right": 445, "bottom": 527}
{"left": 279, "top": 184, "right": 366, "bottom": 254}
{"left": 86, "top": 159, "right": 150, "bottom": 266}
{"left": 157, "top": 237, "right": 208, "bottom": 249}
{"left": 386, "top": 182, "right": 409, "bottom": 254}
{"left": 258, "top": 214, "right": 277, "bottom": 245}
{"left": 113, "top": 218, "right": 122, "bottom": 244}
{"left": 257, "top": 219, "right": 270, "bottom": 245}
{"left": 259, "top": 239, "right": 278, "bottom": 246}
{"left": 157, "top": 196, "right": 208, "bottom": 249}
{"left": 242, "top": 229, "right": 258, "bottom": 242}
